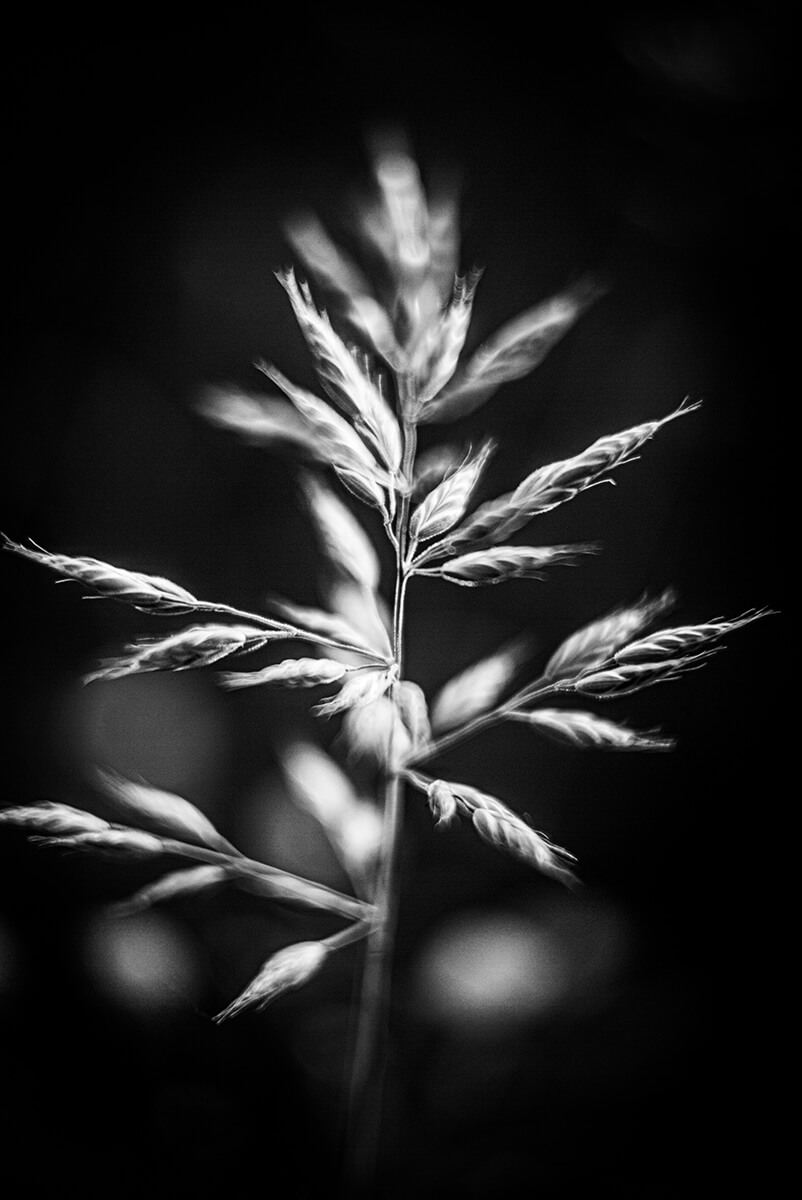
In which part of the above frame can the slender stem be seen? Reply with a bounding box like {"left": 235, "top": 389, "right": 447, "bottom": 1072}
{"left": 407, "top": 679, "right": 561, "bottom": 767}
{"left": 345, "top": 403, "right": 417, "bottom": 1192}
{"left": 154, "top": 839, "right": 370, "bottom": 921}
{"left": 201, "top": 602, "right": 391, "bottom": 663}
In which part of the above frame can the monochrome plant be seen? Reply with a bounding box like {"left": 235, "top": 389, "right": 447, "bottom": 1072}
{"left": 1, "top": 136, "right": 772, "bottom": 1191}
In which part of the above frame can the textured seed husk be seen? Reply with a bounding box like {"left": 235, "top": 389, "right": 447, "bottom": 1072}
{"left": 213, "top": 941, "right": 330, "bottom": 1022}
{"left": 219, "top": 657, "right": 350, "bottom": 689}
{"left": 508, "top": 707, "right": 675, "bottom": 751}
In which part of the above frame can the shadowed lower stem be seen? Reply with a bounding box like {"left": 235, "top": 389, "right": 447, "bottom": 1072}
{"left": 344, "top": 411, "right": 416, "bottom": 1191}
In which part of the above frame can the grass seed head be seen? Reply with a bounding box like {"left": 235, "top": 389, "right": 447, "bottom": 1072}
{"left": 213, "top": 941, "right": 330, "bottom": 1022}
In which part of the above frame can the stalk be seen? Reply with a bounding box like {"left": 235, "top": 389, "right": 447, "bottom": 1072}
{"left": 344, "top": 398, "right": 417, "bottom": 1192}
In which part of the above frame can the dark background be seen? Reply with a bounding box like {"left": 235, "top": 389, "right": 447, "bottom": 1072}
{"left": 2, "top": 10, "right": 789, "bottom": 1198}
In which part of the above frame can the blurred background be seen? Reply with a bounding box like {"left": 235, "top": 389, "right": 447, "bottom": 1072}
{"left": 2, "top": 10, "right": 789, "bottom": 1198}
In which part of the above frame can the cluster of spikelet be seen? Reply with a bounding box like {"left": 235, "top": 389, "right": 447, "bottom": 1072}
{"left": 1, "top": 136, "right": 771, "bottom": 1021}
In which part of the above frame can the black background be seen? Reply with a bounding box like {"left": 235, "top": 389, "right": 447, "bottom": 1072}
{"left": 2, "top": 10, "right": 789, "bottom": 1198}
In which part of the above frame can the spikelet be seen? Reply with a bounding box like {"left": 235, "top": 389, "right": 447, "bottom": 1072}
{"left": 197, "top": 387, "right": 324, "bottom": 456}
{"left": 544, "top": 590, "right": 676, "bottom": 681}
{"left": 283, "top": 211, "right": 400, "bottom": 360}
{"left": 84, "top": 623, "right": 272, "bottom": 683}
{"left": 430, "top": 635, "right": 529, "bottom": 734}
{"left": 425, "top": 779, "right": 459, "bottom": 828}
{"left": 276, "top": 269, "right": 402, "bottom": 472}
{"left": 111, "top": 865, "right": 230, "bottom": 916}
{"left": 34, "top": 829, "right": 166, "bottom": 859}
{"left": 408, "top": 441, "right": 495, "bottom": 545}
{"left": 393, "top": 680, "right": 431, "bottom": 757}
{"left": 255, "top": 362, "right": 392, "bottom": 491}
{"left": 301, "top": 474, "right": 381, "bottom": 592}
{"left": 418, "top": 401, "right": 700, "bottom": 564}
{"left": 470, "top": 807, "right": 579, "bottom": 888}
{"left": 219, "top": 657, "right": 351, "bottom": 690}
{"left": 507, "top": 708, "right": 675, "bottom": 751}
{"left": 411, "top": 775, "right": 578, "bottom": 887}
{"left": 421, "top": 543, "right": 598, "bottom": 586}
{"left": 572, "top": 651, "right": 717, "bottom": 698}
{"left": 419, "top": 278, "right": 603, "bottom": 423}
{"left": 414, "top": 269, "right": 482, "bottom": 406}
{"left": 313, "top": 667, "right": 395, "bottom": 718}
{"left": 0, "top": 802, "right": 111, "bottom": 837}
{"left": 3, "top": 536, "right": 198, "bottom": 611}
{"left": 614, "top": 609, "right": 773, "bottom": 663}
{"left": 213, "top": 941, "right": 330, "bottom": 1022}
{"left": 341, "top": 694, "right": 413, "bottom": 769}
{"left": 94, "top": 768, "right": 235, "bottom": 852}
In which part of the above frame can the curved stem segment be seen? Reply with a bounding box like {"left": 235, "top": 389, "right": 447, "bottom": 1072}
{"left": 344, "top": 409, "right": 417, "bottom": 1192}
